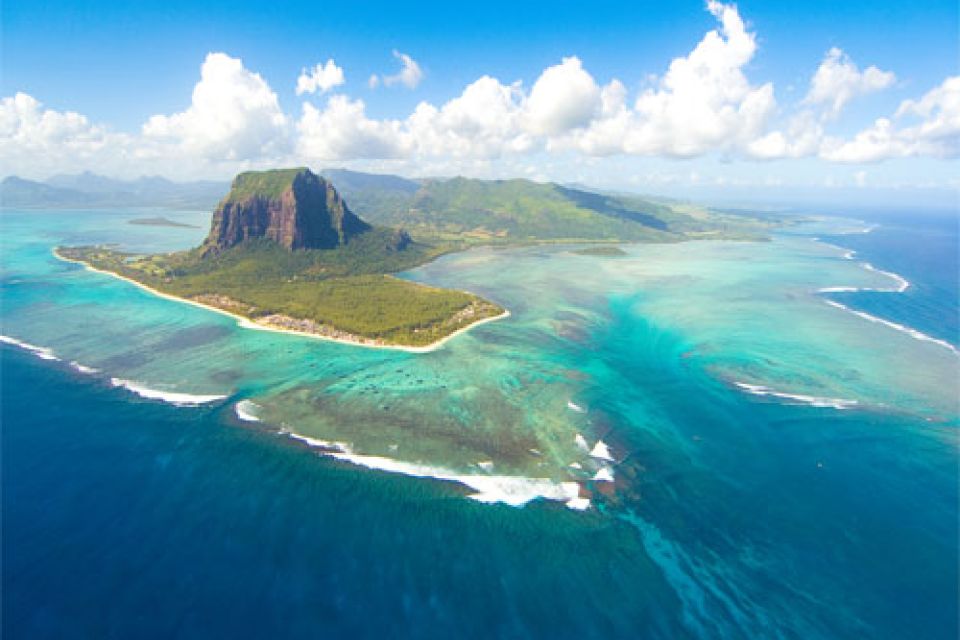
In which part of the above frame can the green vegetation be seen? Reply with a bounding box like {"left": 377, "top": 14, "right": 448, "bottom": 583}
{"left": 58, "top": 240, "right": 501, "bottom": 347}
{"left": 328, "top": 174, "right": 776, "bottom": 245}
{"left": 225, "top": 168, "right": 309, "bottom": 201}
{"left": 572, "top": 246, "right": 628, "bottom": 256}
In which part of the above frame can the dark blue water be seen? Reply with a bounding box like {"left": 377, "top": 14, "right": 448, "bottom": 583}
{"left": 1, "top": 348, "right": 686, "bottom": 639}
{"left": 822, "top": 210, "right": 959, "bottom": 348}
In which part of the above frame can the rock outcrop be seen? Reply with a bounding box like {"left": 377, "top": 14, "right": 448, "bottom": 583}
{"left": 203, "top": 168, "right": 371, "bottom": 253}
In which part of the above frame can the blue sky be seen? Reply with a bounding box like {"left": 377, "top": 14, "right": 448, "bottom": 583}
{"left": 2, "top": 0, "right": 957, "bottom": 206}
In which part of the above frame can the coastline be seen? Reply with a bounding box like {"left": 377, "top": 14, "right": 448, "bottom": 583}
{"left": 53, "top": 248, "right": 510, "bottom": 354}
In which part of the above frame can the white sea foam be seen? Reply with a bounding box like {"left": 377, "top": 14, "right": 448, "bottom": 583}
{"left": 329, "top": 451, "right": 584, "bottom": 508}
{"left": 285, "top": 431, "right": 352, "bottom": 453}
{"left": 110, "top": 378, "right": 227, "bottom": 406}
{"left": 234, "top": 400, "right": 262, "bottom": 422}
{"left": 0, "top": 335, "right": 59, "bottom": 361}
{"left": 590, "top": 440, "right": 614, "bottom": 461}
{"left": 69, "top": 361, "right": 99, "bottom": 375}
{"left": 567, "top": 400, "right": 586, "bottom": 413}
{"left": 565, "top": 496, "right": 592, "bottom": 510}
{"left": 862, "top": 262, "right": 910, "bottom": 293}
{"left": 593, "top": 467, "right": 615, "bottom": 482}
{"left": 816, "top": 261, "right": 909, "bottom": 295}
{"left": 824, "top": 300, "right": 959, "bottom": 354}
{"left": 817, "top": 286, "right": 859, "bottom": 293}
{"left": 575, "top": 433, "right": 590, "bottom": 451}
{"left": 569, "top": 462, "right": 583, "bottom": 470}
{"left": 285, "top": 432, "right": 585, "bottom": 509}
{"left": 734, "top": 382, "right": 859, "bottom": 410}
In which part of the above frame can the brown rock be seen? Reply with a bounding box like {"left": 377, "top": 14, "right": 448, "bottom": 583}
{"left": 203, "top": 168, "right": 370, "bottom": 253}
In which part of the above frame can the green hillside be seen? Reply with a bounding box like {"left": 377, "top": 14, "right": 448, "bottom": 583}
{"left": 326, "top": 173, "right": 772, "bottom": 245}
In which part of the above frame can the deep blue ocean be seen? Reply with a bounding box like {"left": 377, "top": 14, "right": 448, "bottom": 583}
{"left": 2, "top": 209, "right": 958, "bottom": 639}
{"left": 819, "top": 209, "right": 959, "bottom": 349}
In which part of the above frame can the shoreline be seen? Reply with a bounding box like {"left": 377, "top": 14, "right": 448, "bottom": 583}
{"left": 53, "top": 248, "right": 510, "bottom": 354}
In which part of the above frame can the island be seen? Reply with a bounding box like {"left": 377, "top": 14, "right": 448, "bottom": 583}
{"left": 572, "top": 246, "right": 628, "bottom": 257}
{"left": 57, "top": 168, "right": 506, "bottom": 350}
{"left": 128, "top": 216, "right": 199, "bottom": 229}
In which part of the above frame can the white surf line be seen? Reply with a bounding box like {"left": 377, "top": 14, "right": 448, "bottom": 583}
{"left": 2, "top": 334, "right": 104, "bottom": 375}
{"left": 110, "top": 378, "right": 228, "bottom": 407}
{"left": 823, "top": 300, "right": 959, "bottom": 355}
{"left": 53, "top": 248, "right": 510, "bottom": 354}
{"left": 862, "top": 262, "right": 910, "bottom": 293}
{"left": 234, "top": 400, "right": 262, "bottom": 422}
{"left": 284, "top": 431, "right": 589, "bottom": 510}
{"left": 0, "top": 334, "right": 60, "bottom": 361}
{"left": 566, "top": 400, "right": 586, "bottom": 413}
{"left": 69, "top": 361, "right": 100, "bottom": 375}
{"left": 733, "top": 382, "right": 859, "bottom": 410}
{"left": 807, "top": 239, "right": 958, "bottom": 355}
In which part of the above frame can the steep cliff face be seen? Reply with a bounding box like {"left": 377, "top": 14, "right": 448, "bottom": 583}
{"left": 203, "top": 168, "right": 371, "bottom": 253}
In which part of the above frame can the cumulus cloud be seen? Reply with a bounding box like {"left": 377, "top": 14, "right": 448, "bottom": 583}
{"left": 297, "top": 95, "right": 408, "bottom": 160}
{"left": 0, "top": 92, "right": 132, "bottom": 176}
{"left": 524, "top": 57, "right": 601, "bottom": 135}
{"left": 804, "top": 47, "right": 895, "bottom": 118}
{"left": 295, "top": 59, "right": 345, "bottom": 95}
{"left": 821, "top": 76, "right": 960, "bottom": 162}
{"left": 405, "top": 76, "right": 532, "bottom": 157}
{"left": 143, "top": 52, "right": 289, "bottom": 160}
{"left": 559, "top": 0, "right": 776, "bottom": 157}
{"left": 370, "top": 50, "right": 424, "bottom": 90}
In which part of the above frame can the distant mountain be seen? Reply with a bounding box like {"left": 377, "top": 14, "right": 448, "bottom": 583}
{"left": 321, "top": 168, "right": 420, "bottom": 195}
{"left": 0, "top": 176, "right": 95, "bottom": 207}
{"left": 328, "top": 173, "right": 700, "bottom": 243}
{"left": 204, "top": 168, "right": 372, "bottom": 253}
{"left": 1, "top": 173, "right": 228, "bottom": 209}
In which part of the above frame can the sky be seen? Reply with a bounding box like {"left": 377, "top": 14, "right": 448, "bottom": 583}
{"left": 2, "top": 0, "right": 958, "bottom": 207}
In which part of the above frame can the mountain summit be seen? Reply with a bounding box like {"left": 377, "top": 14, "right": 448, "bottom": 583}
{"left": 203, "top": 167, "right": 370, "bottom": 253}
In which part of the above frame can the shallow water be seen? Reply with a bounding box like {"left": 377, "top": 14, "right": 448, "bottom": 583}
{"left": 2, "top": 207, "right": 957, "bottom": 638}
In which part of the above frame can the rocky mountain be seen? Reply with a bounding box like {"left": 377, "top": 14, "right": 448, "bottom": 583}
{"left": 203, "top": 168, "right": 371, "bottom": 253}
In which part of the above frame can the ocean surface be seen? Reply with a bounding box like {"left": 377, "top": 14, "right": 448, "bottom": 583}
{"left": 2, "top": 207, "right": 957, "bottom": 639}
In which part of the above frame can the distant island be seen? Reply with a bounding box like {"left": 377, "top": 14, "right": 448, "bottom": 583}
{"left": 54, "top": 167, "right": 776, "bottom": 349}
{"left": 572, "top": 246, "right": 628, "bottom": 257}
{"left": 129, "top": 217, "right": 199, "bottom": 228}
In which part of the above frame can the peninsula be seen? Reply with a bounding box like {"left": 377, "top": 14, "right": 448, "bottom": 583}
{"left": 57, "top": 168, "right": 505, "bottom": 349}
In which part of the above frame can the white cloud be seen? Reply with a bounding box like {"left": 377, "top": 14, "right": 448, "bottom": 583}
{"left": 524, "top": 57, "right": 601, "bottom": 135}
{"left": 295, "top": 59, "right": 345, "bottom": 95}
{"left": 746, "top": 111, "right": 824, "bottom": 159}
{"left": 375, "top": 50, "right": 423, "bottom": 90}
{"left": 0, "top": 92, "right": 132, "bottom": 176}
{"left": 804, "top": 47, "right": 895, "bottom": 118}
{"left": 143, "top": 52, "right": 289, "bottom": 161}
{"left": 562, "top": 0, "right": 776, "bottom": 157}
{"left": 297, "top": 95, "right": 408, "bottom": 160}
{"left": 821, "top": 76, "right": 960, "bottom": 162}
{"left": 405, "top": 76, "right": 532, "bottom": 158}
